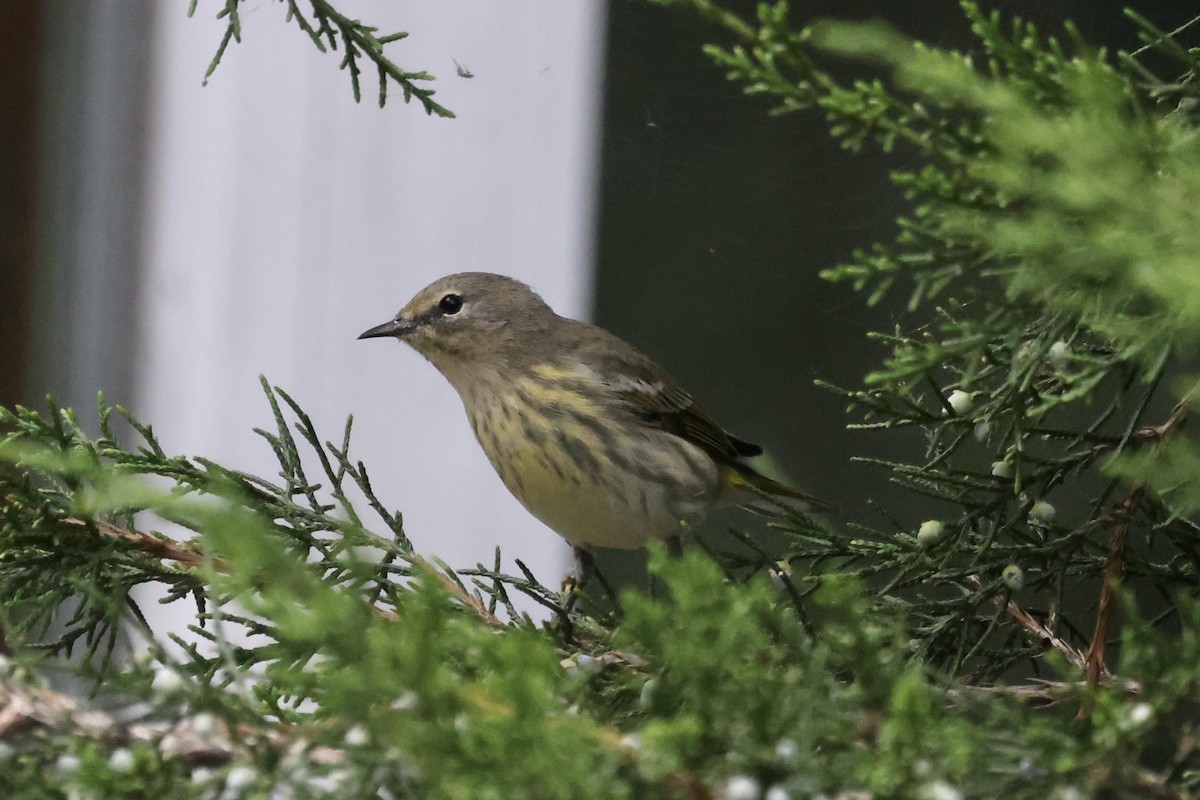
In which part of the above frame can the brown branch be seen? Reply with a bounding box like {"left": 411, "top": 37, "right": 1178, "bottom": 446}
{"left": 972, "top": 574, "right": 1090, "bottom": 674}
{"left": 947, "top": 677, "right": 1141, "bottom": 704}
{"left": 662, "top": 772, "right": 716, "bottom": 800}
{"left": 61, "top": 516, "right": 499, "bottom": 626}
{"left": 1136, "top": 398, "right": 1190, "bottom": 442}
{"left": 80, "top": 518, "right": 212, "bottom": 568}
{"left": 1071, "top": 395, "right": 1189, "bottom": 717}
{"left": 976, "top": 577, "right": 1141, "bottom": 695}
{"left": 1004, "top": 597, "right": 1094, "bottom": 675}
{"left": 1081, "top": 484, "right": 1145, "bottom": 701}
{"left": 412, "top": 554, "right": 501, "bottom": 625}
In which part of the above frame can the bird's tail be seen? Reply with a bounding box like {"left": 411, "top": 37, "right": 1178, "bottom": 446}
{"left": 723, "top": 462, "right": 835, "bottom": 516}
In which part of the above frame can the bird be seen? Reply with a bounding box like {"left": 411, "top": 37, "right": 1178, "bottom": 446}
{"left": 358, "top": 273, "right": 829, "bottom": 591}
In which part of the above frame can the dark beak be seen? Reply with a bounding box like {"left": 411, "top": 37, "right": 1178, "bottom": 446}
{"left": 357, "top": 317, "right": 417, "bottom": 340}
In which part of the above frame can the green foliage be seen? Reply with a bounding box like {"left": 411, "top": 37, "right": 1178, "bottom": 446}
{"left": 192, "top": 0, "right": 454, "bottom": 115}
{"left": 5, "top": 1, "right": 1200, "bottom": 797}
{"left": 648, "top": 0, "right": 1200, "bottom": 692}
{"left": 0, "top": 384, "right": 1191, "bottom": 797}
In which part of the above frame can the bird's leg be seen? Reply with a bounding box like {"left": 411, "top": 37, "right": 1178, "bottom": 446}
{"left": 648, "top": 533, "right": 686, "bottom": 601}
{"left": 561, "top": 545, "right": 597, "bottom": 628}
{"left": 666, "top": 534, "right": 684, "bottom": 558}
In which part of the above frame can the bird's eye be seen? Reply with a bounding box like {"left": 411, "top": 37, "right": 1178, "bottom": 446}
{"left": 438, "top": 293, "right": 464, "bottom": 315}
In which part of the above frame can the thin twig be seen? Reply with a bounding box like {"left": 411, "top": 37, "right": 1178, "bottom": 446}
{"left": 1076, "top": 396, "right": 1190, "bottom": 711}
{"left": 411, "top": 554, "right": 501, "bottom": 625}
{"left": 1003, "top": 596, "right": 1091, "bottom": 673}
{"left": 946, "top": 678, "right": 1141, "bottom": 704}
{"left": 63, "top": 517, "right": 497, "bottom": 625}
{"left": 63, "top": 517, "right": 211, "bottom": 568}
{"left": 972, "top": 574, "right": 1138, "bottom": 694}
{"left": 1081, "top": 484, "right": 1145, "bottom": 705}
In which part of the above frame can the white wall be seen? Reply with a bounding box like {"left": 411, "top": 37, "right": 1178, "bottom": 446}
{"left": 135, "top": 2, "right": 607, "bottom": 609}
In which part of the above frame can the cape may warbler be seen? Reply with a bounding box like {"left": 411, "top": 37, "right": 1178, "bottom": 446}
{"left": 359, "top": 273, "right": 828, "bottom": 555}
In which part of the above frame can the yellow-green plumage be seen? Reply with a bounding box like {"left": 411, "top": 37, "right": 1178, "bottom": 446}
{"left": 359, "top": 272, "right": 829, "bottom": 551}
{"left": 464, "top": 367, "right": 720, "bottom": 549}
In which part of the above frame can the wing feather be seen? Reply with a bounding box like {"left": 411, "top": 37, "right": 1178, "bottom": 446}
{"left": 573, "top": 326, "right": 761, "bottom": 461}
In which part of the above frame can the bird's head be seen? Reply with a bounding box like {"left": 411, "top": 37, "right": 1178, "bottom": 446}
{"left": 359, "top": 272, "right": 556, "bottom": 388}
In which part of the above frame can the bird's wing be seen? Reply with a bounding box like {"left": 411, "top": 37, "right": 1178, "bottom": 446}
{"left": 612, "top": 375, "right": 764, "bottom": 460}
{"left": 577, "top": 326, "right": 762, "bottom": 462}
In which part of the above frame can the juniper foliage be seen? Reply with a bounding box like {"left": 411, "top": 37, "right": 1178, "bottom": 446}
{"left": 2, "top": 2, "right": 1200, "bottom": 798}
{"left": 191, "top": 0, "right": 454, "bottom": 115}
